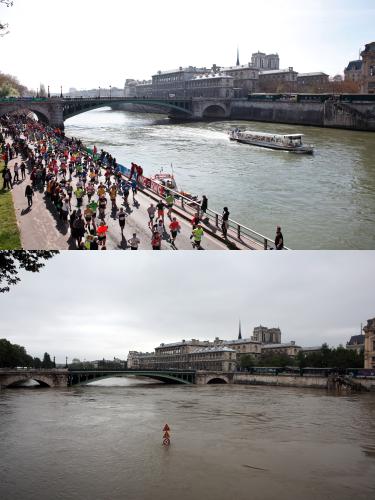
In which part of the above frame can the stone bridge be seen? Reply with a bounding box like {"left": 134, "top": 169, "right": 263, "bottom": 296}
{"left": 0, "top": 369, "right": 69, "bottom": 388}
{"left": 0, "top": 97, "right": 232, "bottom": 128}
{"left": 0, "top": 369, "right": 235, "bottom": 388}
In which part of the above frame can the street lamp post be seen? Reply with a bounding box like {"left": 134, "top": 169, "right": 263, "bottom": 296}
{"left": 60, "top": 85, "right": 63, "bottom": 98}
{"left": 47, "top": 85, "right": 50, "bottom": 98}
{"left": 98, "top": 86, "right": 101, "bottom": 98}
{"left": 109, "top": 85, "right": 112, "bottom": 99}
{"left": 65, "top": 356, "right": 68, "bottom": 368}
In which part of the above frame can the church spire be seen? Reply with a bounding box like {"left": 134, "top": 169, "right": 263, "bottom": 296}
{"left": 238, "top": 319, "right": 242, "bottom": 339}
{"left": 236, "top": 46, "right": 240, "bottom": 66}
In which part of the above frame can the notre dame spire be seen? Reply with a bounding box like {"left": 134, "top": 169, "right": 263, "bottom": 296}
{"left": 236, "top": 46, "right": 240, "bottom": 66}
{"left": 238, "top": 319, "right": 242, "bottom": 339}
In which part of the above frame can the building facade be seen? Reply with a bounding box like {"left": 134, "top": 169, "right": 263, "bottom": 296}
{"left": 186, "top": 74, "right": 234, "bottom": 98}
{"left": 151, "top": 66, "right": 206, "bottom": 98}
{"left": 127, "top": 340, "right": 237, "bottom": 372}
{"left": 221, "top": 64, "right": 260, "bottom": 96}
{"left": 360, "top": 42, "right": 375, "bottom": 94}
{"left": 364, "top": 318, "right": 375, "bottom": 369}
{"left": 261, "top": 341, "right": 301, "bottom": 358}
{"left": 258, "top": 68, "right": 298, "bottom": 92}
{"left": 252, "top": 325, "right": 282, "bottom": 344}
{"left": 251, "top": 52, "right": 280, "bottom": 70}
{"left": 297, "top": 72, "right": 329, "bottom": 92}
{"left": 346, "top": 334, "right": 365, "bottom": 354}
{"left": 344, "top": 60, "right": 363, "bottom": 84}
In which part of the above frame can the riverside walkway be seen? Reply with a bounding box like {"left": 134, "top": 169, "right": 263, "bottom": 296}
{"left": 1, "top": 117, "right": 284, "bottom": 250}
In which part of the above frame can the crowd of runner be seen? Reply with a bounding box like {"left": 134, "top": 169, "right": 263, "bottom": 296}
{"left": 0, "top": 115, "right": 218, "bottom": 250}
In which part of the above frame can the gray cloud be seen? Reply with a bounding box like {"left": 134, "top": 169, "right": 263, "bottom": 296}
{"left": 0, "top": 251, "right": 374, "bottom": 362}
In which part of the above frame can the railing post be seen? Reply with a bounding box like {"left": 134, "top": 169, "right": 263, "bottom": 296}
{"left": 264, "top": 238, "right": 268, "bottom": 250}
{"left": 181, "top": 197, "right": 184, "bottom": 209}
{"left": 237, "top": 225, "right": 241, "bottom": 239}
{"left": 215, "top": 213, "right": 219, "bottom": 227}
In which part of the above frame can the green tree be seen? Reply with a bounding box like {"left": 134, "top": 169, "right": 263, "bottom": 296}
{"left": 240, "top": 354, "right": 255, "bottom": 370}
{"left": 33, "top": 357, "right": 42, "bottom": 369}
{"left": 41, "top": 352, "right": 54, "bottom": 369}
{"left": 0, "top": 338, "right": 33, "bottom": 367}
{"left": 0, "top": 250, "right": 58, "bottom": 292}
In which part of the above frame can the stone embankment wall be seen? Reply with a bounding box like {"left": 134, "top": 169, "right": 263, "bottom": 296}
{"left": 234, "top": 373, "right": 328, "bottom": 389}
{"left": 231, "top": 101, "right": 375, "bottom": 132}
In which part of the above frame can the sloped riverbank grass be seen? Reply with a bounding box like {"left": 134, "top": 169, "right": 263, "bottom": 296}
{"left": 0, "top": 160, "right": 21, "bottom": 249}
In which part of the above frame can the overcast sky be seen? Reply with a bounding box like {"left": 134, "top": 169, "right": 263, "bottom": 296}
{"left": 0, "top": 251, "right": 374, "bottom": 363}
{"left": 0, "top": 0, "right": 374, "bottom": 92}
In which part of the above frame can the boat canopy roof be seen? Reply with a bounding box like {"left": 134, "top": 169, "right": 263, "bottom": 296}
{"left": 236, "top": 130, "right": 304, "bottom": 139}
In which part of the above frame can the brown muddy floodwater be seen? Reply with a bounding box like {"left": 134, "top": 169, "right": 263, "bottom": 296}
{"left": 0, "top": 379, "right": 375, "bottom": 500}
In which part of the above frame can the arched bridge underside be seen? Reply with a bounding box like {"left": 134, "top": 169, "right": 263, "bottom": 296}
{"left": 68, "top": 370, "right": 196, "bottom": 386}
{"left": 62, "top": 99, "right": 194, "bottom": 121}
{"left": 0, "top": 97, "right": 232, "bottom": 128}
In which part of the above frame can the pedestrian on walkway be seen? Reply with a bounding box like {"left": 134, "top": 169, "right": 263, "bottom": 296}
{"left": 61, "top": 198, "right": 70, "bottom": 222}
{"left": 128, "top": 233, "right": 140, "bottom": 250}
{"left": 192, "top": 224, "right": 204, "bottom": 249}
{"left": 156, "top": 199, "right": 165, "bottom": 224}
{"left": 165, "top": 192, "right": 174, "bottom": 219}
{"left": 131, "top": 177, "right": 137, "bottom": 201}
{"left": 151, "top": 230, "right": 161, "bottom": 250}
{"left": 200, "top": 195, "right": 208, "bottom": 217}
{"left": 2, "top": 167, "right": 12, "bottom": 190}
{"left": 275, "top": 226, "right": 284, "bottom": 250}
{"left": 25, "top": 184, "right": 34, "bottom": 207}
{"left": 72, "top": 213, "right": 85, "bottom": 247}
{"left": 20, "top": 162, "right": 26, "bottom": 180}
{"left": 221, "top": 207, "right": 230, "bottom": 239}
{"left": 75, "top": 186, "right": 85, "bottom": 208}
{"left": 191, "top": 212, "right": 200, "bottom": 230}
{"left": 169, "top": 217, "right": 181, "bottom": 246}
{"left": 118, "top": 207, "right": 126, "bottom": 235}
{"left": 13, "top": 162, "right": 19, "bottom": 183}
{"left": 109, "top": 184, "right": 117, "bottom": 209}
{"left": 147, "top": 203, "right": 156, "bottom": 228}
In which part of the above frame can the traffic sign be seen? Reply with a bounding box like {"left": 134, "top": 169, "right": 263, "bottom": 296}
{"left": 163, "top": 424, "right": 170, "bottom": 431}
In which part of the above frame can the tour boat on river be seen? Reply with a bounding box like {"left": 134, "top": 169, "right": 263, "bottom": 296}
{"left": 229, "top": 129, "right": 314, "bottom": 154}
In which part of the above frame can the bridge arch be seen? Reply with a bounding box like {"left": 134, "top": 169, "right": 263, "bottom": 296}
{"left": 63, "top": 99, "right": 193, "bottom": 121}
{"left": 68, "top": 370, "right": 194, "bottom": 386}
{"left": 2, "top": 374, "right": 53, "bottom": 388}
{"left": 201, "top": 104, "right": 228, "bottom": 119}
{"left": 206, "top": 375, "right": 229, "bottom": 384}
{"left": 0, "top": 103, "right": 51, "bottom": 125}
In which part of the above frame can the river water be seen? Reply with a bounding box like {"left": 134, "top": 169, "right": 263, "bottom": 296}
{"left": 1, "top": 379, "right": 375, "bottom": 500}
{"left": 64, "top": 108, "right": 375, "bottom": 250}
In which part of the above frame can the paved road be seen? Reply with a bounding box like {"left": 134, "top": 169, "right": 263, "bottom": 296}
{"left": 7, "top": 148, "right": 228, "bottom": 251}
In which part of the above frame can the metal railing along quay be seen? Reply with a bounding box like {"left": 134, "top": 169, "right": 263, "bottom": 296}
{"left": 134, "top": 176, "right": 290, "bottom": 250}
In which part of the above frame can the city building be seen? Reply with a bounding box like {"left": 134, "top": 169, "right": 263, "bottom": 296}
{"left": 251, "top": 51, "right": 280, "bottom": 70}
{"left": 360, "top": 41, "right": 375, "bottom": 94}
{"left": 297, "top": 72, "right": 329, "bottom": 92}
{"left": 364, "top": 318, "right": 375, "bottom": 369}
{"left": 221, "top": 63, "right": 259, "bottom": 96}
{"left": 258, "top": 67, "right": 298, "bottom": 92}
{"left": 128, "top": 340, "right": 237, "bottom": 372}
{"left": 186, "top": 73, "right": 234, "bottom": 98}
{"left": 151, "top": 66, "right": 206, "bottom": 98}
{"left": 346, "top": 334, "right": 365, "bottom": 354}
{"left": 344, "top": 60, "right": 363, "bottom": 84}
{"left": 261, "top": 341, "right": 301, "bottom": 358}
{"left": 252, "top": 325, "right": 282, "bottom": 344}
